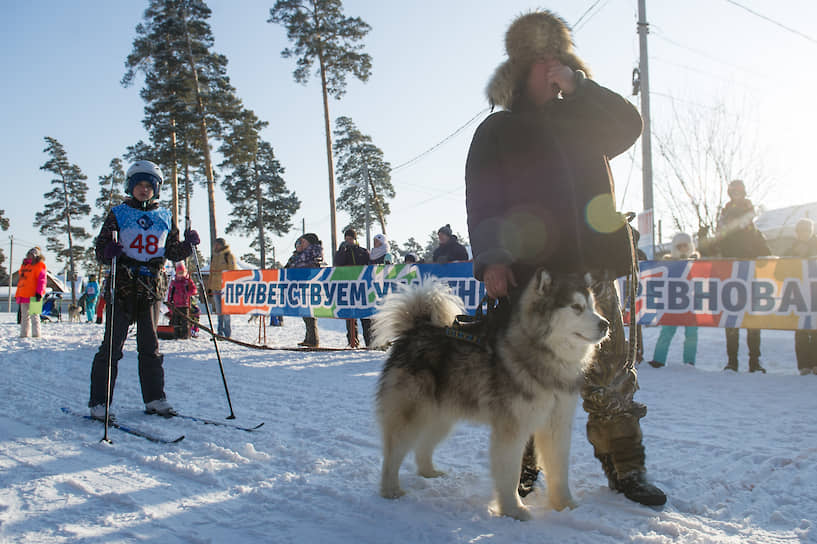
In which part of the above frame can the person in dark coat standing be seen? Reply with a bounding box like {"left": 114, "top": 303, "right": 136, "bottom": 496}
{"left": 786, "top": 218, "right": 817, "bottom": 374}
{"left": 335, "top": 228, "right": 369, "bottom": 347}
{"left": 432, "top": 224, "right": 469, "bottom": 264}
{"left": 464, "top": 10, "right": 665, "bottom": 506}
{"left": 716, "top": 179, "right": 771, "bottom": 373}
{"left": 285, "top": 233, "right": 325, "bottom": 347}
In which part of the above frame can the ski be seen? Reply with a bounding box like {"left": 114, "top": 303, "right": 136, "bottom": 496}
{"left": 170, "top": 412, "right": 264, "bottom": 432}
{"left": 61, "top": 407, "right": 185, "bottom": 444}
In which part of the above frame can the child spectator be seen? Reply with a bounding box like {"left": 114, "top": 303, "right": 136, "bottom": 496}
{"left": 84, "top": 274, "right": 100, "bottom": 323}
{"left": 648, "top": 233, "right": 699, "bottom": 368}
{"left": 786, "top": 218, "right": 817, "bottom": 374}
{"left": 15, "top": 246, "right": 47, "bottom": 338}
{"left": 168, "top": 261, "right": 197, "bottom": 339}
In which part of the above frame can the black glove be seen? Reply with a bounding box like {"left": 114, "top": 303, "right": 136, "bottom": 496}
{"left": 104, "top": 239, "right": 124, "bottom": 260}
{"left": 35, "top": 293, "right": 42, "bottom": 302}
{"left": 184, "top": 229, "right": 200, "bottom": 246}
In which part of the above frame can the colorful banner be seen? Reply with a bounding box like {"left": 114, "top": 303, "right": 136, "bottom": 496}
{"left": 622, "top": 258, "right": 817, "bottom": 330}
{"left": 220, "top": 262, "right": 486, "bottom": 319}
{"left": 221, "top": 259, "right": 817, "bottom": 330}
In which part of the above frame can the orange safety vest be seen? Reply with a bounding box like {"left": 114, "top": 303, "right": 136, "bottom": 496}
{"left": 16, "top": 261, "right": 46, "bottom": 298}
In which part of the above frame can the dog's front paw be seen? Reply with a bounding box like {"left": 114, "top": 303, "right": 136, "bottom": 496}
{"left": 380, "top": 485, "right": 406, "bottom": 499}
{"left": 417, "top": 468, "right": 445, "bottom": 478}
{"left": 549, "top": 494, "right": 578, "bottom": 511}
{"left": 499, "top": 504, "right": 531, "bottom": 521}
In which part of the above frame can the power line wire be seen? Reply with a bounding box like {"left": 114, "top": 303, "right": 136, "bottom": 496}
{"left": 574, "top": 0, "right": 603, "bottom": 29}
{"left": 651, "top": 29, "right": 762, "bottom": 77}
{"left": 724, "top": 0, "right": 817, "bottom": 46}
{"left": 391, "top": 108, "right": 489, "bottom": 173}
{"left": 574, "top": 0, "right": 611, "bottom": 32}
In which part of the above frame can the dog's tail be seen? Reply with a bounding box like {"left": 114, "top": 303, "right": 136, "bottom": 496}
{"left": 371, "top": 281, "right": 465, "bottom": 348}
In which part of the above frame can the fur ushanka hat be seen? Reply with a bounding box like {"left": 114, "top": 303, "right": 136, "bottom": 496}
{"left": 486, "top": 10, "right": 591, "bottom": 110}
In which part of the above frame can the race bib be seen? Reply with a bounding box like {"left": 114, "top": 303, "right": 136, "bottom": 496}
{"left": 112, "top": 204, "right": 171, "bottom": 262}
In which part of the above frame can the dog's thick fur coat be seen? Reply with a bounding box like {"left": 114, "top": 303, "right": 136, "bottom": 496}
{"left": 373, "top": 270, "right": 608, "bottom": 520}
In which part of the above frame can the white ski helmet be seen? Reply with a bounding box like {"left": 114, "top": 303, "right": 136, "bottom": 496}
{"left": 126, "top": 160, "right": 163, "bottom": 197}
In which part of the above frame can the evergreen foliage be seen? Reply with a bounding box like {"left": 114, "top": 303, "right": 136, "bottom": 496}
{"left": 92, "top": 158, "right": 128, "bottom": 230}
{"left": 400, "top": 236, "right": 424, "bottom": 261}
{"left": 268, "top": 0, "right": 372, "bottom": 258}
{"left": 219, "top": 109, "right": 300, "bottom": 269}
{"left": 123, "top": 0, "right": 241, "bottom": 244}
{"left": 332, "top": 116, "right": 394, "bottom": 235}
{"left": 35, "top": 136, "right": 91, "bottom": 303}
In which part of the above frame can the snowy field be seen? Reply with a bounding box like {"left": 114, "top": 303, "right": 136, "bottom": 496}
{"left": 0, "top": 312, "right": 815, "bottom": 543}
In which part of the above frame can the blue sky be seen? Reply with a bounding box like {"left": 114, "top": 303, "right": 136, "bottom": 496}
{"left": 2, "top": 0, "right": 816, "bottom": 273}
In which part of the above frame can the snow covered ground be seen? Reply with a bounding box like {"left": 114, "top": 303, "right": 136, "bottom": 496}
{"left": 0, "top": 312, "right": 814, "bottom": 543}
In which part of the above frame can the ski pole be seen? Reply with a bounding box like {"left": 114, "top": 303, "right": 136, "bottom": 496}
{"left": 190, "top": 238, "right": 236, "bottom": 419}
{"left": 102, "top": 232, "right": 118, "bottom": 443}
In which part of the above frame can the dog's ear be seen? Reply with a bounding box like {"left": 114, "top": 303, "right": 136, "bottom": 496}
{"left": 535, "top": 269, "right": 552, "bottom": 294}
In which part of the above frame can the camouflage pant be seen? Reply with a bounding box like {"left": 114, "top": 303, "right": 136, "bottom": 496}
{"left": 582, "top": 276, "right": 648, "bottom": 480}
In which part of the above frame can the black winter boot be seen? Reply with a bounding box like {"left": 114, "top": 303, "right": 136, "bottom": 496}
{"left": 614, "top": 471, "right": 667, "bottom": 506}
{"left": 749, "top": 358, "right": 766, "bottom": 373}
{"left": 723, "top": 357, "right": 738, "bottom": 372}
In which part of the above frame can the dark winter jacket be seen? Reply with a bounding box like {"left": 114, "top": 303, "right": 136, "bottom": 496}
{"left": 465, "top": 77, "right": 642, "bottom": 281}
{"left": 335, "top": 242, "right": 370, "bottom": 266}
{"left": 432, "top": 236, "right": 470, "bottom": 264}
{"left": 716, "top": 199, "right": 771, "bottom": 258}
{"left": 785, "top": 236, "right": 817, "bottom": 258}
{"left": 95, "top": 198, "right": 192, "bottom": 304}
{"left": 285, "top": 242, "right": 325, "bottom": 269}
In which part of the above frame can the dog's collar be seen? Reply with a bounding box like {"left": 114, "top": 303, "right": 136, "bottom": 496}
{"left": 444, "top": 326, "right": 484, "bottom": 346}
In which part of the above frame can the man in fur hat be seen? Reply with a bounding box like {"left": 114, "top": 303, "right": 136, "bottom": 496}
{"left": 465, "top": 10, "right": 666, "bottom": 506}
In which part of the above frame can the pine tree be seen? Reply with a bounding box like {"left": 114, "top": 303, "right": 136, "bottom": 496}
{"left": 333, "top": 116, "right": 394, "bottom": 242}
{"left": 0, "top": 209, "right": 9, "bottom": 284}
{"left": 268, "top": 0, "right": 372, "bottom": 260}
{"left": 124, "top": 0, "right": 241, "bottom": 246}
{"left": 35, "top": 137, "right": 91, "bottom": 304}
{"left": 92, "top": 158, "right": 128, "bottom": 230}
{"left": 400, "top": 236, "right": 424, "bottom": 261}
{"left": 220, "top": 109, "right": 300, "bottom": 269}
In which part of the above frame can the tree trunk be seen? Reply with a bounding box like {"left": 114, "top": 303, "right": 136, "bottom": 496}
{"left": 317, "top": 48, "right": 338, "bottom": 264}
{"left": 254, "top": 158, "right": 266, "bottom": 268}
{"left": 368, "top": 177, "right": 387, "bottom": 235}
{"left": 182, "top": 8, "right": 218, "bottom": 256}
{"left": 58, "top": 166, "right": 77, "bottom": 305}
{"left": 170, "top": 117, "right": 179, "bottom": 230}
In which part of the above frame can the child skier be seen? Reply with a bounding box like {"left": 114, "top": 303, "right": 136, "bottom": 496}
{"left": 167, "top": 261, "right": 197, "bottom": 339}
{"left": 84, "top": 274, "right": 100, "bottom": 323}
{"left": 87, "top": 160, "right": 199, "bottom": 420}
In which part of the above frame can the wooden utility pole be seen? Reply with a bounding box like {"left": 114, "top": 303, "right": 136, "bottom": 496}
{"left": 637, "top": 0, "right": 655, "bottom": 255}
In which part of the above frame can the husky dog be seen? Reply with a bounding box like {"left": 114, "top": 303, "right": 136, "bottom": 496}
{"left": 67, "top": 304, "right": 82, "bottom": 323}
{"left": 373, "top": 269, "right": 608, "bottom": 520}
